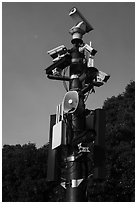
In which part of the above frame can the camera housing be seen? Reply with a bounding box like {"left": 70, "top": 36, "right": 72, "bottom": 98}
{"left": 47, "top": 45, "right": 68, "bottom": 62}
{"left": 97, "top": 71, "right": 110, "bottom": 83}
{"left": 69, "top": 7, "right": 93, "bottom": 33}
{"left": 45, "top": 54, "right": 71, "bottom": 75}
{"left": 79, "top": 43, "right": 97, "bottom": 56}
{"left": 46, "top": 45, "right": 71, "bottom": 76}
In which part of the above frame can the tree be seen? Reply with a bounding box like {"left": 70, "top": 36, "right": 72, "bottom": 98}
{"left": 2, "top": 143, "right": 51, "bottom": 201}
{"left": 87, "top": 81, "right": 135, "bottom": 201}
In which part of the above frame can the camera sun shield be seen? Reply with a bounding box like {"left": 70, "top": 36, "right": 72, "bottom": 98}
{"left": 69, "top": 7, "right": 93, "bottom": 33}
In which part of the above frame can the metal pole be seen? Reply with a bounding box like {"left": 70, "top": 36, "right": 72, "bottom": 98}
{"left": 65, "top": 42, "right": 88, "bottom": 202}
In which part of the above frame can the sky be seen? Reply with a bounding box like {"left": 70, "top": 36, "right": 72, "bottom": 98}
{"left": 2, "top": 2, "right": 135, "bottom": 148}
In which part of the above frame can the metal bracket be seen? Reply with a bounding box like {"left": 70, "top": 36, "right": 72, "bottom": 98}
{"left": 61, "top": 178, "right": 83, "bottom": 189}
{"left": 78, "top": 143, "right": 90, "bottom": 153}
{"left": 64, "top": 153, "right": 83, "bottom": 162}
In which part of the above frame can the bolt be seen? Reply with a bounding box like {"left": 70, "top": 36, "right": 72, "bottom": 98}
{"left": 68, "top": 99, "right": 73, "bottom": 104}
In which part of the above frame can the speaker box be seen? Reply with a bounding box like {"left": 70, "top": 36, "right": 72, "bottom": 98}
{"left": 63, "top": 91, "right": 79, "bottom": 114}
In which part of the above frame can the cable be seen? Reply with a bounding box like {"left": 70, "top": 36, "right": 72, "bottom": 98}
{"left": 63, "top": 80, "right": 68, "bottom": 92}
{"left": 84, "top": 90, "right": 90, "bottom": 102}
{"left": 84, "top": 87, "right": 95, "bottom": 102}
{"left": 62, "top": 67, "right": 69, "bottom": 92}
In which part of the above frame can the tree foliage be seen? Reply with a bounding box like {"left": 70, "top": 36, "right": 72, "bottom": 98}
{"left": 2, "top": 81, "right": 135, "bottom": 201}
{"left": 2, "top": 143, "right": 52, "bottom": 201}
{"left": 87, "top": 81, "right": 135, "bottom": 202}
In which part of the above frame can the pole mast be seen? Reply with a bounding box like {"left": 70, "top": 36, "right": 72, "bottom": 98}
{"left": 65, "top": 39, "right": 87, "bottom": 202}
{"left": 46, "top": 7, "right": 110, "bottom": 202}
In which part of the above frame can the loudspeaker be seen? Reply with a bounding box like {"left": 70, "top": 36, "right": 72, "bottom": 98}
{"left": 63, "top": 91, "right": 79, "bottom": 114}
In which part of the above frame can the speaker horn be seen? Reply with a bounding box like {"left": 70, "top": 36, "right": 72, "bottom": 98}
{"left": 63, "top": 91, "right": 79, "bottom": 114}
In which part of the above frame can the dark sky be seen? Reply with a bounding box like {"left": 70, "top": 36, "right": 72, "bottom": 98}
{"left": 2, "top": 2, "right": 135, "bottom": 147}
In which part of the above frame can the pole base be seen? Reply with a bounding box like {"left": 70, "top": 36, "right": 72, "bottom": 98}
{"left": 65, "top": 180, "right": 87, "bottom": 202}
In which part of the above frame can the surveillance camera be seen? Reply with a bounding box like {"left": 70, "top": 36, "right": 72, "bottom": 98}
{"left": 79, "top": 43, "right": 97, "bottom": 56}
{"left": 69, "top": 7, "right": 93, "bottom": 33}
{"left": 47, "top": 45, "right": 68, "bottom": 61}
{"left": 97, "top": 71, "right": 110, "bottom": 83}
{"left": 93, "top": 70, "right": 110, "bottom": 87}
{"left": 45, "top": 54, "right": 71, "bottom": 75}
